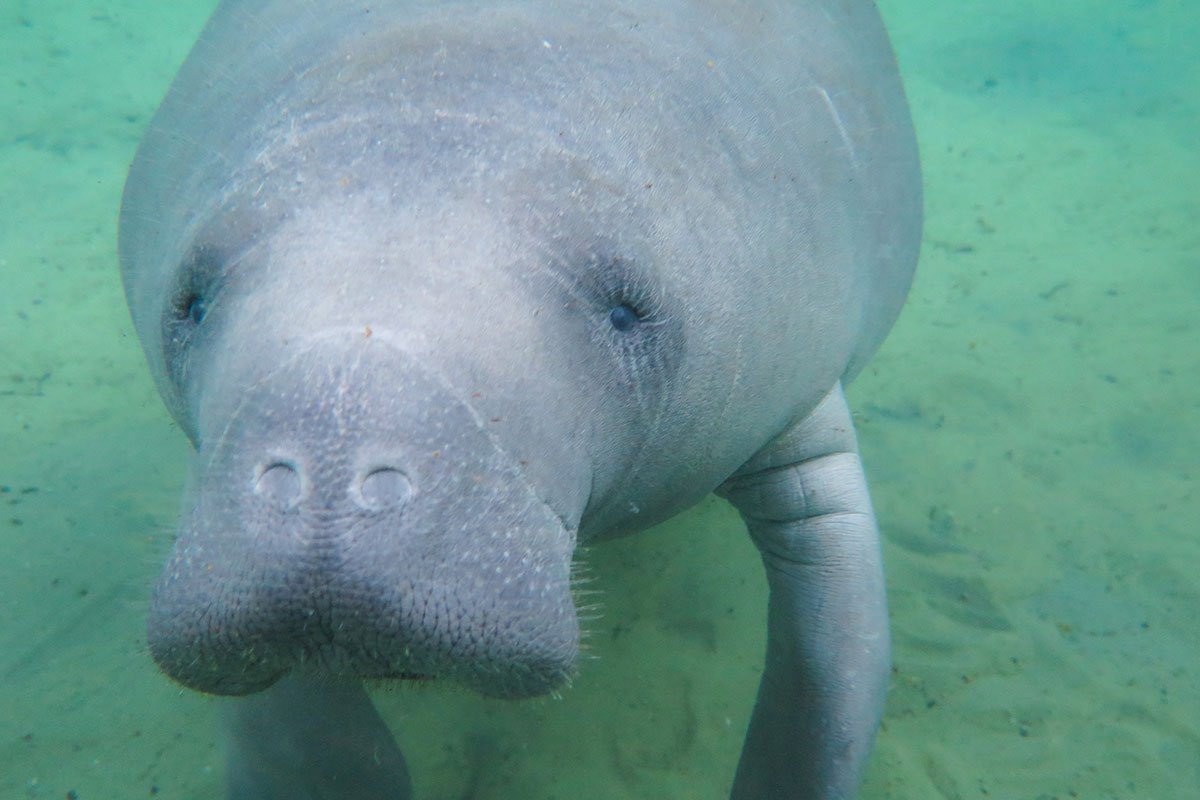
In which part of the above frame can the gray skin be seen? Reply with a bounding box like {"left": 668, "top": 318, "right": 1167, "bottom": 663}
{"left": 119, "top": 1, "right": 920, "bottom": 798}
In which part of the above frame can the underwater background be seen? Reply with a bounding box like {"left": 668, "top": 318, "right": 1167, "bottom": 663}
{"left": 1, "top": 0, "right": 1196, "bottom": 797}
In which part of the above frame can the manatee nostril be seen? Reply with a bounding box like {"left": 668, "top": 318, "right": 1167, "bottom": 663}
{"left": 358, "top": 467, "right": 413, "bottom": 511}
{"left": 254, "top": 461, "right": 302, "bottom": 508}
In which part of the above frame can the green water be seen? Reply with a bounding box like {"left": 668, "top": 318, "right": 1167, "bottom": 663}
{"left": 1, "top": 1, "right": 1196, "bottom": 797}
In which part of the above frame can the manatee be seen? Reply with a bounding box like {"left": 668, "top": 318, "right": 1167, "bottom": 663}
{"left": 118, "top": 0, "right": 921, "bottom": 797}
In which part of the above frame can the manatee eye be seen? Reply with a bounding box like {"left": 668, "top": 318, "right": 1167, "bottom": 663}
{"left": 170, "top": 244, "right": 223, "bottom": 328}
{"left": 183, "top": 292, "right": 207, "bottom": 325}
{"left": 163, "top": 244, "right": 224, "bottom": 392}
{"left": 608, "top": 303, "right": 640, "bottom": 332}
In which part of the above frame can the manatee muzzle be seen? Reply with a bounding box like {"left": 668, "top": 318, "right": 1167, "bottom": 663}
{"left": 147, "top": 335, "right": 579, "bottom": 699}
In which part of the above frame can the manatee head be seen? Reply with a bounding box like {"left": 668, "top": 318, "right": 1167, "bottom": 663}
{"left": 119, "top": 22, "right": 701, "bottom": 699}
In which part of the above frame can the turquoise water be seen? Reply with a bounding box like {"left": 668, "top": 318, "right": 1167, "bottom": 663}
{"left": 1, "top": 1, "right": 1195, "bottom": 797}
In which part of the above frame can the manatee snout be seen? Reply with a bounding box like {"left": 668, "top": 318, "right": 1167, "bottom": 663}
{"left": 147, "top": 336, "right": 579, "bottom": 699}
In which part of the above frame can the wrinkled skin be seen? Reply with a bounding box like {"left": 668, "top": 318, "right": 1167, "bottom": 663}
{"left": 119, "top": 1, "right": 920, "bottom": 797}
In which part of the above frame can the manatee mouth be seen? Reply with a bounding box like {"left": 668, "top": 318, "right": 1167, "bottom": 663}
{"left": 147, "top": 512, "right": 580, "bottom": 700}
{"left": 146, "top": 502, "right": 581, "bottom": 700}
{"left": 147, "top": 336, "right": 581, "bottom": 700}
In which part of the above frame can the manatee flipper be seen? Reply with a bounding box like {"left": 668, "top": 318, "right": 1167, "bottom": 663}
{"left": 222, "top": 674, "right": 412, "bottom": 800}
{"left": 718, "top": 383, "right": 890, "bottom": 800}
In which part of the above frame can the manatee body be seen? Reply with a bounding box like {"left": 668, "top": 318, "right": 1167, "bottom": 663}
{"left": 119, "top": 1, "right": 921, "bottom": 797}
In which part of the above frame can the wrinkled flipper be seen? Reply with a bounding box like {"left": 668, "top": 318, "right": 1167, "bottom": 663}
{"left": 223, "top": 674, "right": 412, "bottom": 800}
{"left": 717, "top": 383, "right": 890, "bottom": 800}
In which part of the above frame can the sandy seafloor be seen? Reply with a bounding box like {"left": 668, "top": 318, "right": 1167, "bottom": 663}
{"left": 1, "top": 0, "right": 1196, "bottom": 798}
